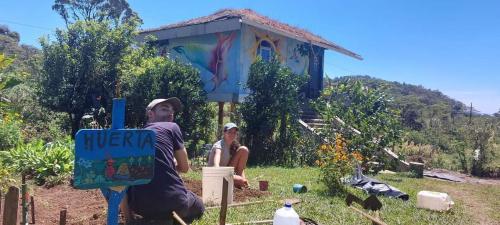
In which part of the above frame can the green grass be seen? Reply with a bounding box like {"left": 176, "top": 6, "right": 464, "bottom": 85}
{"left": 182, "top": 167, "right": 499, "bottom": 225}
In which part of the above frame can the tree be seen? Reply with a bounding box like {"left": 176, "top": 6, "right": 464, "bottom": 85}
{"left": 52, "top": 0, "right": 141, "bottom": 26}
{"left": 240, "top": 57, "right": 307, "bottom": 165}
{"left": 313, "top": 80, "right": 402, "bottom": 166}
{"left": 38, "top": 19, "right": 139, "bottom": 137}
{"left": 120, "top": 47, "right": 216, "bottom": 155}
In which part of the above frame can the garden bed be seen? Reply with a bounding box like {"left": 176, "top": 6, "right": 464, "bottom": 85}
{"left": 0, "top": 179, "right": 268, "bottom": 225}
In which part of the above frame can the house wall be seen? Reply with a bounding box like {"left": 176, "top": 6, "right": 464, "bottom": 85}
{"left": 156, "top": 24, "right": 324, "bottom": 102}
{"left": 240, "top": 24, "right": 322, "bottom": 101}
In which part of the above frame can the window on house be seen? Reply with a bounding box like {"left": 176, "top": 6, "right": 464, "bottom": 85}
{"left": 258, "top": 40, "right": 274, "bottom": 62}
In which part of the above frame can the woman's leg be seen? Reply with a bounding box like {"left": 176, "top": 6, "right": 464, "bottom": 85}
{"left": 229, "top": 146, "right": 249, "bottom": 176}
{"left": 229, "top": 146, "right": 249, "bottom": 188}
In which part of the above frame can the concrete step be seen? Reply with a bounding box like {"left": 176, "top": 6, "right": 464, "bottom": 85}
{"left": 301, "top": 118, "right": 325, "bottom": 123}
{"left": 301, "top": 114, "right": 322, "bottom": 120}
{"left": 308, "top": 123, "right": 327, "bottom": 128}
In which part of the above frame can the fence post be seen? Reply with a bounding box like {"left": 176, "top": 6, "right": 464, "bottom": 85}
{"left": 59, "top": 209, "right": 67, "bottom": 225}
{"left": 2, "top": 186, "right": 19, "bottom": 225}
{"left": 219, "top": 178, "right": 229, "bottom": 225}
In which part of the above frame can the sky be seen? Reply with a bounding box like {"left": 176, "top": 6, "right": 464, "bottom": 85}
{"left": 1, "top": 0, "right": 499, "bottom": 114}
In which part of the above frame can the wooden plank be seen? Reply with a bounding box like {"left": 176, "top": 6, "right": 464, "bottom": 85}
{"left": 228, "top": 219, "right": 273, "bottom": 225}
{"left": 0, "top": 189, "right": 2, "bottom": 218}
{"left": 206, "top": 198, "right": 301, "bottom": 210}
{"left": 172, "top": 211, "right": 187, "bottom": 225}
{"left": 348, "top": 206, "right": 387, "bottom": 225}
{"left": 2, "top": 186, "right": 19, "bottom": 225}
{"left": 219, "top": 178, "right": 229, "bottom": 225}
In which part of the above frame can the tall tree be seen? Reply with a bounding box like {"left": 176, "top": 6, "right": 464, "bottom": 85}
{"left": 52, "top": 0, "right": 141, "bottom": 26}
{"left": 39, "top": 18, "right": 139, "bottom": 137}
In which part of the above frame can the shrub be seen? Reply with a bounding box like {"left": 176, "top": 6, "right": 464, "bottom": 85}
{"left": 316, "top": 134, "right": 363, "bottom": 195}
{"left": 121, "top": 51, "right": 215, "bottom": 157}
{"left": 0, "top": 112, "right": 22, "bottom": 150}
{"left": 0, "top": 159, "right": 16, "bottom": 192}
{"left": 240, "top": 57, "right": 306, "bottom": 165}
{"left": 1, "top": 137, "right": 74, "bottom": 185}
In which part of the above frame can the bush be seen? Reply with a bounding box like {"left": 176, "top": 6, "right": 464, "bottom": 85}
{"left": 316, "top": 134, "right": 363, "bottom": 195}
{"left": 0, "top": 112, "right": 22, "bottom": 150}
{"left": 1, "top": 137, "right": 74, "bottom": 185}
{"left": 0, "top": 159, "right": 16, "bottom": 192}
{"left": 121, "top": 52, "right": 215, "bottom": 156}
{"left": 240, "top": 57, "right": 306, "bottom": 165}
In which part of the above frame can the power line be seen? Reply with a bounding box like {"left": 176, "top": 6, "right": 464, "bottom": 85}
{"left": 0, "top": 19, "right": 52, "bottom": 31}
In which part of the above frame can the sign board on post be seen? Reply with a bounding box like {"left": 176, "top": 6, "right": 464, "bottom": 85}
{"left": 73, "top": 98, "right": 155, "bottom": 225}
{"left": 74, "top": 129, "right": 155, "bottom": 189}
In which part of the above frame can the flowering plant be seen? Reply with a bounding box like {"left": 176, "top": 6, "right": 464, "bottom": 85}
{"left": 317, "top": 134, "right": 363, "bottom": 195}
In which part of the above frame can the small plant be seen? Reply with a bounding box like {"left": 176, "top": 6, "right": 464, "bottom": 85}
{"left": 317, "top": 134, "right": 362, "bottom": 195}
{"left": 0, "top": 112, "right": 23, "bottom": 150}
{"left": 1, "top": 137, "right": 74, "bottom": 185}
{"left": 0, "top": 160, "right": 16, "bottom": 192}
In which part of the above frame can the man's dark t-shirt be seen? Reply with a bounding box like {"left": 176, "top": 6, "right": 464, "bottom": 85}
{"left": 128, "top": 122, "right": 188, "bottom": 217}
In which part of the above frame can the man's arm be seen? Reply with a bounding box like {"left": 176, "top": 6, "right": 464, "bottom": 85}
{"left": 174, "top": 147, "right": 190, "bottom": 173}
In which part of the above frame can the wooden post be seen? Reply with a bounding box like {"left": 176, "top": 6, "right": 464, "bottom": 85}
{"left": 218, "top": 102, "right": 224, "bottom": 138}
{"left": 2, "top": 186, "right": 19, "bottom": 225}
{"left": 229, "top": 103, "right": 236, "bottom": 121}
{"left": 21, "top": 175, "right": 28, "bottom": 225}
{"left": 59, "top": 209, "right": 67, "bottom": 225}
{"left": 219, "top": 178, "right": 229, "bottom": 225}
{"left": 0, "top": 189, "right": 2, "bottom": 218}
{"left": 30, "top": 196, "right": 35, "bottom": 224}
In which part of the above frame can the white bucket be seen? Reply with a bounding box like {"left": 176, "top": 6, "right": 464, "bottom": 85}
{"left": 417, "top": 191, "right": 454, "bottom": 211}
{"left": 202, "top": 167, "right": 234, "bottom": 205}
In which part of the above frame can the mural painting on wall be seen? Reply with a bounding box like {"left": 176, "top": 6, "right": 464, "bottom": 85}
{"left": 161, "top": 31, "right": 239, "bottom": 93}
{"left": 246, "top": 28, "right": 310, "bottom": 76}
{"left": 249, "top": 29, "right": 283, "bottom": 62}
{"left": 287, "top": 43, "right": 310, "bottom": 75}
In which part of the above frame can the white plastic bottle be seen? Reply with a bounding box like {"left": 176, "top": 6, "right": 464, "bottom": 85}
{"left": 273, "top": 202, "right": 300, "bottom": 225}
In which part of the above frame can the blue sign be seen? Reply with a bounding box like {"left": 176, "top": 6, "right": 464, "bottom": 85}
{"left": 74, "top": 129, "right": 155, "bottom": 189}
{"left": 73, "top": 98, "right": 156, "bottom": 225}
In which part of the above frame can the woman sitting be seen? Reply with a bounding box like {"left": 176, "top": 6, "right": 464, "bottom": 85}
{"left": 208, "top": 122, "right": 249, "bottom": 188}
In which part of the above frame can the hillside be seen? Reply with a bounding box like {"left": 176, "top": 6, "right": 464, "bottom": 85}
{"left": 326, "top": 75, "right": 499, "bottom": 176}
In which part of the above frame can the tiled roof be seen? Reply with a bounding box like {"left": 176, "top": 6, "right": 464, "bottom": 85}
{"left": 141, "top": 9, "right": 362, "bottom": 60}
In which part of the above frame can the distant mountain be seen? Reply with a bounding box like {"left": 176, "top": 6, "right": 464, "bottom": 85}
{"left": 0, "top": 24, "right": 40, "bottom": 73}
{"left": 325, "top": 75, "right": 473, "bottom": 131}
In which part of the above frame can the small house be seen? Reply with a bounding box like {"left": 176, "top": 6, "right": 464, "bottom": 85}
{"left": 138, "top": 9, "right": 362, "bottom": 103}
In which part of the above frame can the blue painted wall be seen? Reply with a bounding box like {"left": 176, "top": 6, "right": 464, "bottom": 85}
{"left": 159, "top": 25, "right": 322, "bottom": 102}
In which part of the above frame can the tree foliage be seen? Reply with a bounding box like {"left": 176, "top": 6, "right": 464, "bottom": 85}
{"left": 240, "top": 57, "right": 307, "bottom": 165}
{"left": 52, "top": 0, "right": 141, "bottom": 26}
{"left": 120, "top": 46, "right": 215, "bottom": 156}
{"left": 39, "top": 19, "right": 139, "bottom": 137}
{"left": 313, "top": 80, "right": 402, "bottom": 166}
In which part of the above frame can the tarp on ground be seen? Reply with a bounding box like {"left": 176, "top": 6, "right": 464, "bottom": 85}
{"left": 423, "top": 170, "right": 465, "bottom": 182}
{"left": 348, "top": 165, "right": 409, "bottom": 201}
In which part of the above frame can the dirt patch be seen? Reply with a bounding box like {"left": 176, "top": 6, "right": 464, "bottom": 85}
{"left": 0, "top": 179, "right": 268, "bottom": 225}
{"left": 184, "top": 179, "right": 269, "bottom": 202}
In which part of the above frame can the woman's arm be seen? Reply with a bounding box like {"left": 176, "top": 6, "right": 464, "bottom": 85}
{"left": 208, "top": 148, "right": 222, "bottom": 167}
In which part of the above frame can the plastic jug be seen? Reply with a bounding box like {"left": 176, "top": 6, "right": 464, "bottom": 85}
{"left": 273, "top": 202, "right": 300, "bottom": 225}
{"left": 417, "top": 191, "right": 454, "bottom": 211}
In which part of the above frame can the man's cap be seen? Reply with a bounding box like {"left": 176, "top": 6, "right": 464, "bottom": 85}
{"left": 224, "top": 122, "right": 238, "bottom": 131}
{"left": 146, "top": 97, "right": 182, "bottom": 112}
